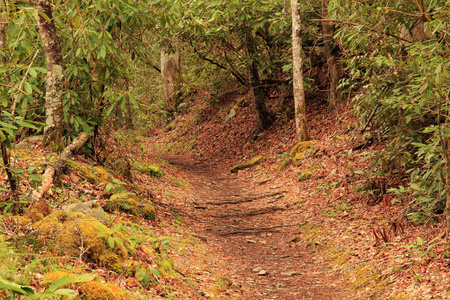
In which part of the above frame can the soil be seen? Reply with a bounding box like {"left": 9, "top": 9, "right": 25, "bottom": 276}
{"left": 162, "top": 154, "right": 354, "bottom": 299}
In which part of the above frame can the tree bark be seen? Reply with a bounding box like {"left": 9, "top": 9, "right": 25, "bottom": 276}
{"left": 34, "top": 0, "right": 64, "bottom": 149}
{"left": 123, "top": 79, "right": 133, "bottom": 129}
{"left": 321, "top": 0, "right": 340, "bottom": 109}
{"left": 29, "top": 132, "right": 90, "bottom": 202}
{"left": 245, "top": 28, "right": 269, "bottom": 130}
{"left": 0, "top": 0, "right": 16, "bottom": 192}
{"left": 291, "top": 0, "right": 309, "bottom": 141}
{"left": 161, "top": 48, "right": 183, "bottom": 114}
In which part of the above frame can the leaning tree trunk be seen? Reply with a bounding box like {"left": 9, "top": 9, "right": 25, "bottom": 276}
{"left": 291, "top": 0, "right": 309, "bottom": 141}
{"left": 161, "top": 48, "right": 183, "bottom": 114}
{"left": 321, "top": 0, "right": 340, "bottom": 109}
{"left": 244, "top": 28, "right": 269, "bottom": 130}
{"left": 34, "top": 0, "right": 64, "bottom": 149}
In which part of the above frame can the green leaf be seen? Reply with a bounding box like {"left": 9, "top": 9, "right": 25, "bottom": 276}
{"left": 29, "top": 68, "right": 37, "bottom": 78}
{"left": 417, "top": 237, "right": 424, "bottom": 246}
{"left": 108, "top": 236, "right": 115, "bottom": 249}
{"left": 14, "top": 120, "right": 39, "bottom": 130}
{"left": 150, "top": 268, "right": 160, "bottom": 278}
{"left": 99, "top": 45, "right": 106, "bottom": 59}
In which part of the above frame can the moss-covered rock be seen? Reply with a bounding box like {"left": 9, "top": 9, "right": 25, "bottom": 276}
{"left": 78, "top": 281, "right": 134, "bottom": 300}
{"left": 62, "top": 201, "right": 107, "bottom": 225}
{"left": 133, "top": 163, "right": 163, "bottom": 178}
{"left": 105, "top": 193, "right": 156, "bottom": 221}
{"left": 230, "top": 155, "right": 265, "bottom": 173}
{"left": 155, "top": 258, "right": 176, "bottom": 277}
{"left": 66, "top": 160, "right": 111, "bottom": 184}
{"left": 42, "top": 271, "right": 79, "bottom": 286}
{"left": 34, "top": 211, "right": 127, "bottom": 267}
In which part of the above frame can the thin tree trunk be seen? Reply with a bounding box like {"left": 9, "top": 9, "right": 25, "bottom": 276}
{"left": 123, "top": 79, "right": 133, "bottom": 129}
{"left": 291, "top": 0, "right": 309, "bottom": 141}
{"left": 245, "top": 28, "right": 269, "bottom": 130}
{"left": 34, "top": 0, "right": 64, "bottom": 149}
{"left": 442, "top": 137, "right": 450, "bottom": 232}
{"left": 0, "top": 0, "right": 16, "bottom": 192}
{"left": 321, "top": 0, "right": 340, "bottom": 109}
{"left": 161, "top": 48, "right": 182, "bottom": 114}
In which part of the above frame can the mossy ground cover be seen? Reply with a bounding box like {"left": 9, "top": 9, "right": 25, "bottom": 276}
{"left": 0, "top": 134, "right": 235, "bottom": 299}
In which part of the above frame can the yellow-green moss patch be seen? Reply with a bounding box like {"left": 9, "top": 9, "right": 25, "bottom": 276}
{"left": 231, "top": 155, "right": 265, "bottom": 173}
{"left": 78, "top": 281, "right": 134, "bottom": 300}
{"left": 298, "top": 166, "right": 321, "bottom": 182}
{"left": 34, "top": 211, "right": 127, "bottom": 267}
{"left": 66, "top": 160, "right": 111, "bottom": 184}
{"left": 155, "top": 258, "right": 176, "bottom": 277}
{"left": 133, "top": 163, "right": 163, "bottom": 178}
{"left": 290, "top": 140, "right": 315, "bottom": 156}
{"left": 105, "top": 193, "right": 156, "bottom": 221}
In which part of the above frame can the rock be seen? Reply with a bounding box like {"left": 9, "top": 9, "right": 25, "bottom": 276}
{"left": 224, "top": 109, "right": 237, "bottom": 123}
{"left": 257, "top": 270, "right": 268, "bottom": 276}
{"left": 62, "top": 201, "right": 107, "bottom": 224}
{"left": 230, "top": 156, "right": 265, "bottom": 173}
{"left": 252, "top": 266, "right": 263, "bottom": 273}
{"left": 34, "top": 211, "right": 128, "bottom": 269}
{"left": 133, "top": 163, "right": 163, "bottom": 178}
{"left": 246, "top": 240, "right": 257, "bottom": 243}
{"left": 105, "top": 193, "right": 156, "bottom": 220}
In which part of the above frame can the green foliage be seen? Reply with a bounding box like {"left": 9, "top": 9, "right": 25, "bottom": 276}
{"left": 330, "top": 0, "right": 450, "bottom": 216}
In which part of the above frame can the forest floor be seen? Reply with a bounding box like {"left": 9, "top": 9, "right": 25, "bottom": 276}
{"left": 3, "top": 86, "right": 450, "bottom": 299}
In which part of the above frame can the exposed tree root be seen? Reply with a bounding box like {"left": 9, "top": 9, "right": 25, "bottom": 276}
{"left": 212, "top": 206, "right": 291, "bottom": 218}
{"left": 206, "top": 190, "right": 288, "bottom": 205}
{"left": 217, "top": 223, "right": 299, "bottom": 236}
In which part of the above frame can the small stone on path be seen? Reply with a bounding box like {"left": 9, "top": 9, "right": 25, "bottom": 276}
{"left": 257, "top": 270, "right": 269, "bottom": 276}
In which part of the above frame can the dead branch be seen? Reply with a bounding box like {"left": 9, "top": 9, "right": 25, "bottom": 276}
{"left": 28, "top": 132, "right": 90, "bottom": 203}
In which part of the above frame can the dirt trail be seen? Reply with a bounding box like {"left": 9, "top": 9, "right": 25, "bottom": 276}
{"left": 164, "top": 155, "right": 353, "bottom": 300}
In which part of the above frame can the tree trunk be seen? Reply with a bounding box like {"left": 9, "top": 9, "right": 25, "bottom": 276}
{"left": 442, "top": 137, "right": 450, "bottom": 232}
{"left": 161, "top": 48, "right": 182, "bottom": 114}
{"left": 123, "top": 79, "right": 133, "bottom": 129}
{"left": 34, "top": 0, "right": 64, "bottom": 149}
{"left": 290, "top": 0, "right": 309, "bottom": 141}
{"left": 321, "top": 0, "right": 340, "bottom": 109}
{"left": 245, "top": 28, "right": 269, "bottom": 130}
{"left": 0, "top": 0, "right": 16, "bottom": 192}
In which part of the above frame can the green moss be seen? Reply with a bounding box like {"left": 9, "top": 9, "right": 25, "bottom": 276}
{"left": 34, "top": 211, "right": 127, "bottom": 267}
{"left": 290, "top": 140, "right": 315, "bottom": 157}
{"left": 230, "top": 155, "right": 265, "bottom": 173}
{"left": 298, "top": 166, "right": 321, "bottom": 182}
{"left": 66, "top": 160, "right": 111, "bottom": 184}
{"left": 42, "top": 272, "right": 79, "bottom": 287}
{"left": 106, "top": 193, "right": 156, "bottom": 221}
{"left": 78, "top": 281, "right": 134, "bottom": 300}
{"left": 133, "top": 163, "right": 163, "bottom": 178}
{"left": 93, "top": 167, "right": 111, "bottom": 183}
{"left": 155, "top": 258, "right": 176, "bottom": 277}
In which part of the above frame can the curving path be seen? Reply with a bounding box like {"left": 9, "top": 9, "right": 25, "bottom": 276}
{"left": 165, "top": 156, "right": 353, "bottom": 300}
